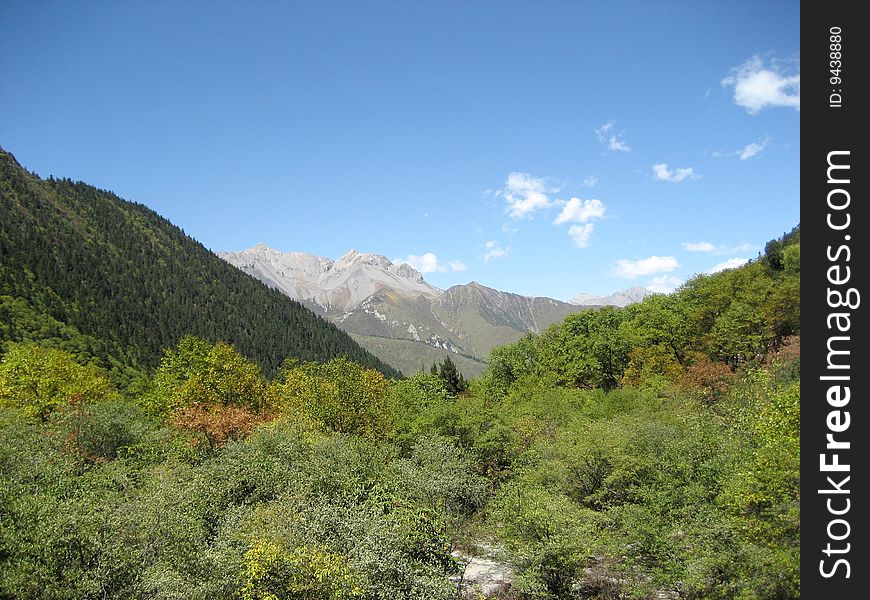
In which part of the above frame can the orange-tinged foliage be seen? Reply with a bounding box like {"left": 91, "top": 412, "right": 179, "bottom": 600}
{"left": 679, "top": 354, "right": 736, "bottom": 403}
{"left": 170, "top": 403, "right": 274, "bottom": 448}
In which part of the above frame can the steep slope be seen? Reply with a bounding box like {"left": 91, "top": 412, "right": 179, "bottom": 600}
{"left": 348, "top": 333, "right": 488, "bottom": 380}
{"left": 430, "top": 282, "right": 585, "bottom": 358}
{"left": 0, "top": 148, "right": 398, "bottom": 378}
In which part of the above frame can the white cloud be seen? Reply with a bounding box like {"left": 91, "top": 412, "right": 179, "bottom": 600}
{"left": 394, "top": 252, "right": 466, "bottom": 273}
{"left": 652, "top": 163, "right": 699, "bottom": 183}
{"left": 501, "top": 172, "right": 559, "bottom": 219}
{"left": 596, "top": 121, "right": 613, "bottom": 135}
{"left": 552, "top": 198, "right": 606, "bottom": 248}
{"left": 648, "top": 275, "right": 683, "bottom": 294}
{"left": 683, "top": 241, "right": 717, "bottom": 252}
{"left": 568, "top": 224, "right": 595, "bottom": 248}
{"left": 482, "top": 240, "right": 508, "bottom": 262}
{"left": 722, "top": 55, "right": 800, "bottom": 114}
{"left": 713, "top": 138, "right": 771, "bottom": 160}
{"left": 595, "top": 121, "right": 631, "bottom": 152}
{"left": 739, "top": 139, "right": 769, "bottom": 160}
{"left": 683, "top": 241, "right": 759, "bottom": 255}
{"left": 553, "top": 198, "right": 606, "bottom": 225}
{"left": 395, "top": 252, "right": 439, "bottom": 273}
{"left": 583, "top": 175, "right": 599, "bottom": 188}
{"left": 611, "top": 256, "right": 680, "bottom": 278}
{"left": 607, "top": 137, "right": 630, "bottom": 152}
{"left": 706, "top": 257, "right": 750, "bottom": 274}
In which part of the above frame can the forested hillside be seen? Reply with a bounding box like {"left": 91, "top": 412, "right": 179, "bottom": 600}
{"left": 0, "top": 148, "right": 398, "bottom": 379}
{"left": 0, "top": 226, "right": 799, "bottom": 599}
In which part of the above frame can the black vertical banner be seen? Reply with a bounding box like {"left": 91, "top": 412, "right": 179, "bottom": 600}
{"left": 802, "top": 2, "right": 868, "bottom": 597}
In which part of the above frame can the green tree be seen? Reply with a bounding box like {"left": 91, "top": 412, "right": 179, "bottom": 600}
{"left": 143, "top": 336, "right": 266, "bottom": 417}
{"left": 432, "top": 355, "right": 467, "bottom": 396}
{"left": 273, "top": 358, "right": 393, "bottom": 437}
{"left": 553, "top": 308, "right": 632, "bottom": 390}
{"left": 0, "top": 344, "right": 118, "bottom": 420}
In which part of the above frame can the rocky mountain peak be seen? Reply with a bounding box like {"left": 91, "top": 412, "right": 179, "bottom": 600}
{"left": 570, "top": 286, "right": 654, "bottom": 307}
{"left": 395, "top": 262, "right": 425, "bottom": 284}
{"left": 335, "top": 249, "right": 394, "bottom": 271}
{"left": 221, "top": 246, "right": 441, "bottom": 314}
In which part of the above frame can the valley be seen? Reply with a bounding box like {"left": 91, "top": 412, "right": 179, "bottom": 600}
{"left": 0, "top": 147, "right": 801, "bottom": 598}
{"left": 220, "top": 245, "right": 652, "bottom": 376}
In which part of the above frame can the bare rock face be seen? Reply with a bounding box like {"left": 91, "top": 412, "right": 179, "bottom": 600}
{"left": 218, "top": 246, "right": 440, "bottom": 314}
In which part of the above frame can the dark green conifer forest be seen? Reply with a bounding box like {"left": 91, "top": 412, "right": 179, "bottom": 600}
{"left": 0, "top": 150, "right": 800, "bottom": 599}
{"left": 0, "top": 148, "right": 399, "bottom": 381}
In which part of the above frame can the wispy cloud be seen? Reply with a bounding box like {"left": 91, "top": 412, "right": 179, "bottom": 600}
{"left": 682, "top": 241, "right": 717, "bottom": 252}
{"left": 739, "top": 139, "right": 769, "bottom": 160}
{"left": 583, "top": 175, "right": 599, "bottom": 188}
{"left": 500, "top": 172, "right": 559, "bottom": 219}
{"left": 683, "top": 241, "right": 759, "bottom": 255}
{"left": 492, "top": 173, "right": 609, "bottom": 249}
{"left": 714, "top": 138, "right": 771, "bottom": 160}
{"left": 726, "top": 243, "right": 758, "bottom": 254}
{"left": 393, "top": 252, "right": 467, "bottom": 273}
{"left": 595, "top": 121, "right": 631, "bottom": 152}
{"left": 482, "top": 240, "right": 508, "bottom": 262}
{"left": 648, "top": 275, "right": 683, "bottom": 293}
{"left": 706, "top": 257, "right": 750, "bottom": 273}
{"left": 722, "top": 55, "right": 800, "bottom": 114}
{"left": 611, "top": 256, "right": 680, "bottom": 278}
{"left": 652, "top": 163, "right": 699, "bottom": 182}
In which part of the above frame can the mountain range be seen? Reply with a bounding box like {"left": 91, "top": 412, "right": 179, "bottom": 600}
{"left": 220, "top": 245, "right": 653, "bottom": 376}
{"left": 0, "top": 144, "right": 651, "bottom": 381}
{"left": 570, "top": 286, "right": 653, "bottom": 308}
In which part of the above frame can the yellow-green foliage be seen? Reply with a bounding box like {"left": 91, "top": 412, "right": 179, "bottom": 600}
{"left": 272, "top": 357, "right": 393, "bottom": 437}
{"left": 0, "top": 344, "right": 118, "bottom": 420}
{"left": 718, "top": 372, "right": 800, "bottom": 597}
{"left": 239, "top": 540, "right": 362, "bottom": 600}
{"left": 143, "top": 335, "right": 266, "bottom": 416}
{"left": 620, "top": 345, "right": 683, "bottom": 388}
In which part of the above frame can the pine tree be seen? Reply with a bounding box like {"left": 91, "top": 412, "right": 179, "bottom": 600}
{"left": 436, "top": 355, "right": 466, "bottom": 395}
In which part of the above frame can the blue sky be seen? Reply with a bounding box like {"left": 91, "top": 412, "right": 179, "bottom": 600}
{"left": 0, "top": 1, "right": 800, "bottom": 299}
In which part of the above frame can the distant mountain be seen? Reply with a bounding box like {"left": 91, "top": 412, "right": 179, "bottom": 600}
{"left": 570, "top": 286, "right": 654, "bottom": 307}
{"left": 219, "top": 245, "right": 440, "bottom": 314}
{"left": 430, "top": 281, "right": 586, "bottom": 358}
{"left": 221, "top": 246, "right": 651, "bottom": 377}
{"left": 0, "top": 148, "right": 398, "bottom": 379}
